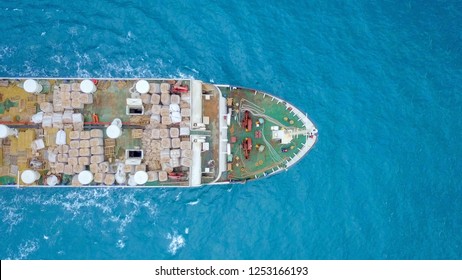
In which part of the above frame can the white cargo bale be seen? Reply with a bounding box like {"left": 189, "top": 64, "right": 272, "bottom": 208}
{"left": 79, "top": 148, "right": 90, "bottom": 157}
{"left": 71, "top": 83, "right": 80, "bottom": 91}
{"left": 70, "top": 140, "right": 80, "bottom": 149}
{"left": 62, "top": 99, "right": 72, "bottom": 110}
{"left": 48, "top": 149, "right": 57, "bottom": 162}
{"left": 90, "top": 146, "right": 104, "bottom": 155}
{"left": 69, "top": 130, "right": 80, "bottom": 140}
{"left": 52, "top": 112, "right": 63, "bottom": 122}
{"left": 94, "top": 173, "right": 105, "bottom": 183}
{"left": 160, "top": 106, "right": 170, "bottom": 116}
{"left": 55, "top": 129, "right": 67, "bottom": 145}
{"left": 58, "top": 154, "right": 69, "bottom": 163}
{"left": 32, "top": 139, "right": 45, "bottom": 150}
{"left": 150, "top": 94, "right": 161, "bottom": 105}
{"left": 70, "top": 91, "right": 80, "bottom": 100}
{"left": 160, "top": 92, "right": 170, "bottom": 105}
{"left": 53, "top": 95, "right": 61, "bottom": 103}
{"left": 170, "top": 111, "right": 181, "bottom": 123}
{"left": 91, "top": 155, "right": 104, "bottom": 164}
{"left": 161, "top": 138, "right": 171, "bottom": 149}
{"left": 80, "top": 131, "right": 90, "bottom": 140}
{"left": 170, "top": 103, "right": 181, "bottom": 117}
{"left": 151, "top": 129, "right": 160, "bottom": 139}
{"left": 147, "top": 171, "right": 158, "bottom": 182}
{"left": 60, "top": 91, "right": 71, "bottom": 101}
{"left": 90, "top": 129, "right": 104, "bottom": 138}
{"left": 160, "top": 129, "right": 169, "bottom": 139}
{"left": 80, "top": 140, "right": 90, "bottom": 148}
{"left": 158, "top": 171, "right": 168, "bottom": 182}
{"left": 149, "top": 83, "right": 161, "bottom": 94}
{"left": 170, "top": 157, "right": 180, "bottom": 168}
{"left": 78, "top": 156, "right": 90, "bottom": 166}
{"left": 180, "top": 100, "right": 190, "bottom": 109}
{"left": 60, "top": 83, "right": 71, "bottom": 92}
{"left": 55, "top": 163, "right": 65, "bottom": 173}
{"left": 73, "top": 164, "right": 85, "bottom": 173}
{"left": 53, "top": 103, "right": 64, "bottom": 112}
{"left": 160, "top": 149, "right": 170, "bottom": 157}
{"left": 170, "top": 94, "right": 180, "bottom": 105}
{"left": 151, "top": 104, "right": 161, "bottom": 114}
{"left": 90, "top": 138, "right": 104, "bottom": 147}
{"left": 71, "top": 99, "right": 84, "bottom": 109}
{"left": 171, "top": 138, "right": 181, "bottom": 149}
{"left": 72, "top": 113, "right": 83, "bottom": 124}
{"left": 160, "top": 149, "right": 170, "bottom": 163}
{"left": 180, "top": 141, "right": 191, "bottom": 150}
{"left": 73, "top": 123, "right": 84, "bottom": 131}
{"left": 40, "top": 102, "right": 53, "bottom": 113}
{"left": 161, "top": 116, "right": 171, "bottom": 125}
{"left": 169, "top": 127, "right": 179, "bottom": 138}
{"left": 160, "top": 83, "right": 170, "bottom": 94}
{"left": 42, "top": 114, "right": 53, "bottom": 128}
{"left": 79, "top": 93, "right": 93, "bottom": 104}
{"left": 61, "top": 144, "right": 69, "bottom": 154}
{"left": 170, "top": 149, "right": 181, "bottom": 158}
{"left": 150, "top": 114, "right": 160, "bottom": 124}
{"left": 69, "top": 149, "right": 79, "bottom": 158}
{"left": 179, "top": 127, "right": 190, "bottom": 136}
{"left": 31, "top": 111, "right": 43, "bottom": 124}
{"left": 141, "top": 93, "right": 151, "bottom": 104}
{"left": 52, "top": 122, "right": 63, "bottom": 129}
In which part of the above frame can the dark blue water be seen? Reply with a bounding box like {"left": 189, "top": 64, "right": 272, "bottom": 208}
{"left": 1, "top": 0, "right": 461, "bottom": 259}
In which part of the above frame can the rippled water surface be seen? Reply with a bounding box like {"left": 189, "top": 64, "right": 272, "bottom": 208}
{"left": 1, "top": 0, "right": 461, "bottom": 259}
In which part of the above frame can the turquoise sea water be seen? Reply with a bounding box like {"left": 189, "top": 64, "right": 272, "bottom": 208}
{"left": 0, "top": 0, "right": 461, "bottom": 259}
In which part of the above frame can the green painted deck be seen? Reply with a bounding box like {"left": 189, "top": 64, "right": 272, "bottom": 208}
{"left": 221, "top": 87, "right": 310, "bottom": 181}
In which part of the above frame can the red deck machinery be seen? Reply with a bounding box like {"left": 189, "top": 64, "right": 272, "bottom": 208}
{"left": 172, "top": 85, "right": 189, "bottom": 93}
{"left": 242, "top": 137, "right": 252, "bottom": 159}
{"left": 242, "top": 110, "right": 252, "bottom": 131}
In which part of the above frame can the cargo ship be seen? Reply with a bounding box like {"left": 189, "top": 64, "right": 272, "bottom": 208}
{"left": 0, "top": 78, "right": 317, "bottom": 187}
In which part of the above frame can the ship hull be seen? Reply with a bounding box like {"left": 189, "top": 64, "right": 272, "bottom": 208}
{"left": 0, "top": 78, "right": 317, "bottom": 188}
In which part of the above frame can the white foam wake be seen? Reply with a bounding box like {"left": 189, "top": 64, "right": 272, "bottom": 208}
{"left": 166, "top": 232, "right": 185, "bottom": 255}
